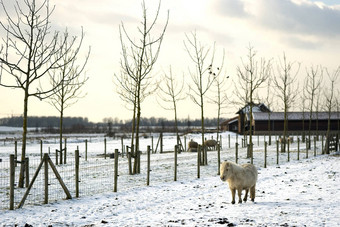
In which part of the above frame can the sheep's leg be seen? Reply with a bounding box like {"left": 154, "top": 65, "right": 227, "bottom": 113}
{"left": 243, "top": 189, "right": 249, "bottom": 202}
{"left": 237, "top": 189, "right": 242, "bottom": 204}
{"left": 250, "top": 185, "right": 256, "bottom": 202}
{"left": 231, "top": 188, "right": 236, "bottom": 204}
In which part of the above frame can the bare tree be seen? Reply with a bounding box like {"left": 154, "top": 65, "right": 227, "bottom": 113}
{"left": 184, "top": 31, "right": 217, "bottom": 165}
{"left": 263, "top": 76, "right": 274, "bottom": 145}
{"left": 235, "top": 45, "right": 271, "bottom": 159}
{"left": 207, "top": 51, "right": 229, "bottom": 145}
{"left": 116, "top": 0, "right": 168, "bottom": 174}
{"left": 0, "top": 0, "right": 85, "bottom": 187}
{"left": 157, "top": 66, "right": 185, "bottom": 150}
{"left": 47, "top": 30, "right": 90, "bottom": 164}
{"left": 323, "top": 66, "right": 339, "bottom": 154}
{"left": 273, "top": 53, "right": 300, "bottom": 153}
{"left": 300, "top": 80, "right": 308, "bottom": 143}
{"left": 305, "top": 65, "right": 323, "bottom": 148}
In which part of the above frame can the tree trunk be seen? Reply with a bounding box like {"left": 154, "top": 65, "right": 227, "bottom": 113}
{"left": 134, "top": 84, "right": 141, "bottom": 174}
{"left": 200, "top": 93, "right": 205, "bottom": 165}
{"left": 268, "top": 112, "right": 272, "bottom": 145}
{"left": 59, "top": 107, "right": 64, "bottom": 165}
{"left": 19, "top": 89, "right": 29, "bottom": 188}
{"left": 282, "top": 104, "right": 287, "bottom": 153}
{"left": 174, "top": 101, "right": 180, "bottom": 149}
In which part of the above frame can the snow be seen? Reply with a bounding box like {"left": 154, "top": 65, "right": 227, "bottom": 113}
{"left": 0, "top": 132, "right": 339, "bottom": 226}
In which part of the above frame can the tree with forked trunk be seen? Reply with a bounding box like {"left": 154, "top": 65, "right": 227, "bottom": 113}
{"left": 47, "top": 29, "right": 90, "bottom": 164}
{"left": 323, "top": 66, "right": 339, "bottom": 154}
{"left": 273, "top": 53, "right": 300, "bottom": 153}
{"left": 184, "top": 31, "right": 220, "bottom": 165}
{"left": 305, "top": 65, "right": 323, "bottom": 149}
{"left": 157, "top": 66, "right": 185, "bottom": 150}
{"left": 234, "top": 45, "right": 271, "bottom": 159}
{"left": 0, "top": 0, "right": 86, "bottom": 187}
{"left": 115, "top": 0, "right": 168, "bottom": 174}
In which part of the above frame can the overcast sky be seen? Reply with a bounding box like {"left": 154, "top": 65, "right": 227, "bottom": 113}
{"left": 0, "top": 0, "right": 339, "bottom": 123}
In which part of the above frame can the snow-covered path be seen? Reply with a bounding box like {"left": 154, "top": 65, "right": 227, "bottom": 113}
{"left": 0, "top": 154, "right": 339, "bottom": 226}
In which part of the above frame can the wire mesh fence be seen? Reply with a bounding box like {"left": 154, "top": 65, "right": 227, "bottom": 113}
{"left": 0, "top": 132, "right": 337, "bottom": 210}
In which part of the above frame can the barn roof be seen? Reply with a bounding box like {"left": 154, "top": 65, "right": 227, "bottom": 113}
{"left": 220, "top": 116, "right": 238, "bottom": 126}
{"left": 253, "top": 112, "right": 340, "bottom": 121}
{"left": 236, "top": 102, "right": 271, "bottom": 114}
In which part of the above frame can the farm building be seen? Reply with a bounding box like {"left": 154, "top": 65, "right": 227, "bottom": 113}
{"left": 221, "top": 103, "right": 340, "bottom": 134}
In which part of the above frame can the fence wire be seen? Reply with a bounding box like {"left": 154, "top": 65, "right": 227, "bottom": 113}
{"left": 0, "top": 133, "right": 336, "bottom": 210}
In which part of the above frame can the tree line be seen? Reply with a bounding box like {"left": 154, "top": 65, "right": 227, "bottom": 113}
{"left": 0, "top": 116, "right": 90, "bottom": 128}
{"left": 0, "top": 116, "right": 224, "bottom": 132}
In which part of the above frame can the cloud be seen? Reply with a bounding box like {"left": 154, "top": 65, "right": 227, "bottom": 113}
{"left": 257, "top": 0, "right": 340, "bottom": 37}
{"left": 212, "top": 0, "right": 340, "bottom": 38}
{"left": 212, "top": 0, "right": 249, "bottom": 18}
{"left": 282, "top": 35, "right": 322, "bottom": 50}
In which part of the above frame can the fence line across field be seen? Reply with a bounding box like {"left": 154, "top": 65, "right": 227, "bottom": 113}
{"left": 0, "top": 132, "right": 338, "bottom": 210}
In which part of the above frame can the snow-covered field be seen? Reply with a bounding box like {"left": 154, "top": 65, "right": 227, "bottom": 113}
{"left": 0, "top": 128, "right": 339, "bottom": 226}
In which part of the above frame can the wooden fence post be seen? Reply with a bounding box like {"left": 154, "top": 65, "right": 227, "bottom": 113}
{"left": 151, "top": 136, "right": 154, "bottom": 153}
{"left": 184, "top": 136, "right": 187, "bottom": 152}
{"left": 131, "top": 145, "right": 134, "bottom": 174}
{"left": 276, "top": 140, "right": 279, "bottom": 165}
{"left": 297, "top": 138, "right": 300, "bottom": 160}
{"left": 64, "top": 138, "right": 67, "bottom": 164}
{"left": 160, "top": 132, "right": 163, "bottom": 154}
{"left": 40, "top": 140, "right": 43, "bottom": 160}
{"left": 314, "top": 136, "right": 316, "bottom": 157}
{"left": 44, "top": 154, "right": 48, "bottom": 204}
{"left": 174, "top": 145, "right": 178, "bottom": 181}
{"left": 217, "top": 141, "right": 221, "bottom": 175}
{"left": 264, "top": 141, "right": 267, "bottom": 168}
{"left": 147, "top": 146, "right": 150, "bottom": 186}
{"left": 287, "top": 140, "right": 290, "bottom": 162}
{"left": 104, "top": 138, "right": 107, "bottom": 159}
{"left": 127, "top": 145, "right": 132, "bottom": 175}
{"left": 55, "top": 148, "right": 58, "bottom": 165}
{"left": 121, "top": 137, "right": 124, "bottom": 157}
{"left": 228, "top": 134, "right": 230, "bottom": 148}
{"left": 25, "top": 158, "right": 29, "bottom": 188}
{"left": 114, "top": 149, "right": 118, "bottom": 192}
{"left": 14, "top": 140, "right": 17, "bottom": 167}
{"left": 85, "top": 139, "right": 88, "bottom": 161}
{"left": 75, "top": 149, "right": 79, "bottom": 198}
{"left": 10, "top": 154, "right": 15, "bottom": 210}
{"left": 197, "top": 145, "right": 201, "bottom": 179}
{"left": 235, "top": 143, "right": 238, "bottom": 164}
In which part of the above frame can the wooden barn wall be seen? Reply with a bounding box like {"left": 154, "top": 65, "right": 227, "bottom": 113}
{"left": 254, "top": 120, "right": 339, "bottom": 132}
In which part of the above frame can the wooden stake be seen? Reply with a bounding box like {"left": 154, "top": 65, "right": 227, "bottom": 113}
{"left": 75, "top": 149, "right": 79, "bottom": 198}
{"left": 174, "top": 145, "right": 177, "bottom": 181}
{"left": 147, "top": 146, "right": 150, "bottom": 186}
{"left": 114, "top": 149, "right": 118, "bottom": 192}
{"left": 9, "top": 155, "right": 15, "bottom": 210}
